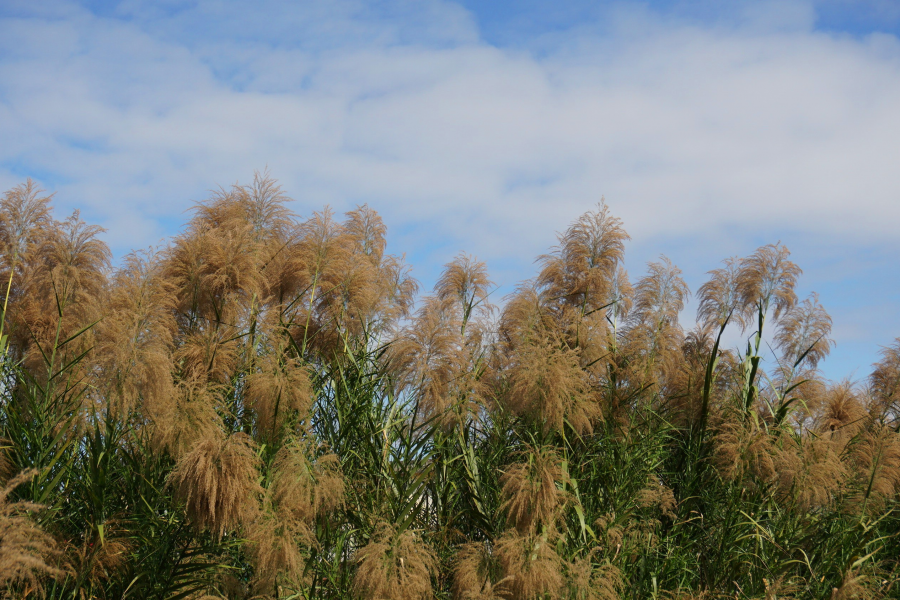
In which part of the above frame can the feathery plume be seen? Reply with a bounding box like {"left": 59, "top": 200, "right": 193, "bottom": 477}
{"left": 151, "top": 377, "right": 224, "bottom": 457}
{"left": 246, "top": 352, "right": 313, "bottom": 438}
{"left": 713, "top": 418, "right": 778, "bottom": 484}
{"left": 504, "top": 334, "right": 598, "bottom": 434}
{"left": 697, "top": 257, "right": 743, "bottom": 330}
{"left": 435, "top": 254, "right": 494, "bottom": 324}
{"left": 774, "top": 293, "right": 834, "bottom": 370}
{"left": 816, "top": 382, "right": 867, "bottom": 436}
{"left": 495, "top": 529, "right": 564, "bottom": 600}
{"left": 636, "top": 480, "right": 677, "bottom": 519}
{"left": 170, "top": 433, "right": 262, "bottom": 538}
{"left": 537, "top": 201, "right": 629, "bottom": 312}
{"left": 0, "top": 180, "right": 52, "bottom": 272}
{"left": 353, "top": 522, "right": 437, "bottom": 600}
{"left": 0, "top": 470, "right": 63, "bottom": 591}
{"left": 736, "top": 243, "right": 801, "bottom": 322}
{"left": 566, "top": 556, "right": 622, "bottom": 600}
{"left": 850, "top": 425, "right": 900, "bottom": 510}
{"left": 500, "top": 446, "right": 567, "bottom": 533}
{"left": 452, "top": 541, "right": 507, "bottom": 600}
{"left": 96, "top": 249, "right": 177, "bottom": 417}
{"left": 627, "top": 257, "right": 690, "bottom": 385}
{"left": 869, "top": 338, "right": 900, "bottom": 424}
{"left": 269, "top": 443, "right": 344, "bottom": 530}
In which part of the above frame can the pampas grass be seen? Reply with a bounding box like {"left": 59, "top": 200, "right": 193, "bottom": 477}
{"left": 0, "top": 175, "right": 898, "bottom": 599}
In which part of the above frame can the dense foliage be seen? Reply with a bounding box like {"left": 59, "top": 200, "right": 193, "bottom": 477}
{"left": 1, "top": 175, "right": 899, "bottom": 599}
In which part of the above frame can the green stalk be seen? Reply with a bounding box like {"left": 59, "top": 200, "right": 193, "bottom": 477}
{"left": 0, "top": 252, "right": 18, "bottom": 356}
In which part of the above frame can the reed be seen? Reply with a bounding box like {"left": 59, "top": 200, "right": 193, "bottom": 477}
{"left": 0, "top": 174, "right": 898, "bottom": 599}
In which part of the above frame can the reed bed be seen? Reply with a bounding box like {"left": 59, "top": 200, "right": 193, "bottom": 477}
{"left": 0, "top": 174, "right": 898, "bottom": 599}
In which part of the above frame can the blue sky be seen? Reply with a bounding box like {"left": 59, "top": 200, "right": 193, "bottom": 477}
{"left": 1, "top": 0, "right": 898, "bottom": 381}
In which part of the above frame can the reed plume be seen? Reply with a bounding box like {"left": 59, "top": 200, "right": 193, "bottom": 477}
{"left": 565, "top": 556, "right": 622, "bottom": 600}
{"left": 697, "top": 257, "right": 744, "bottom": 330}
{"left": 500, "top": 445, "right": 567, "bottom": 533}
{"left": 869, "top": 338, "right": 900, "bottom": 424}
{"left": 96, "top": 249, "right": 176, "bottom": 418}
{"left": 504, "top": 333, "right": 599, "bottom": 434}
{"left": 849, "top": 424, "right": 900, "bottom": 510}
{"left": 816, "top": 382, "right": 867, "bottom": 436}
{"left": 774, "top": 293, "right": 834, "bottom": 370}
{"left": 13, "top": 210, "right": 109, "bottom": 381}
{"left": 0, "top": 180, "right": 53, "bottom": 350}
{"left": 353, "top": 522, "right": 437, "bottom": 600}
{"left": 495, "top": 529, "right": 564, "bottom": 600}
{"left": 152, "top": 377, "right": 224, "bottom": 457}
{"left": 536, "top": 201, "right": 629, "bottom": 314}
{"left": 636, "top": 480, "right": 677, "bottom": 519}
{"left": 0, "top": 470, "right": 62, "bottom": 592}
{"left": 626, "top": 257, "right": 690, "bottom": 387}
{"left": 713, "top": 417, "right": 779, "bottom": 484}
{"left": 452, "top": 541, "right": 507, "bottom": 600}
{"left": 736, "top": 243, "right": 801, "bottom": 322}
{"left": 170, "top": 432, "right": 262, "bottom": 538}
{"left": 402, "top": 295, "right": 476, "bottom": 424}
{"left": 1, "top": 177, "right": 897, "bottom": 600}
{"left": 245, "top": 351, "right": 313, "bottom": 438}
{"left": 268, "top": 442, "right": 344, "bottom": 530}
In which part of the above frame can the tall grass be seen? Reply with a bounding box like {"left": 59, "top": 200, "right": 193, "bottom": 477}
{"left": 0, "top": 174, "right": 899, "bottom": 599}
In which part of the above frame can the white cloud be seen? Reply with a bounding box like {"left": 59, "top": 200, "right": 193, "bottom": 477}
{"left": 1, "top": 0, "right": 898, "bottom": 377}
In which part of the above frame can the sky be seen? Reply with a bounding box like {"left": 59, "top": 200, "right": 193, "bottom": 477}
{"left": 0, "top": 0, "right": 898, "bottom": 381}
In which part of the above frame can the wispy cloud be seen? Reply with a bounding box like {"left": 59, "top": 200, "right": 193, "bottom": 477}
{"left": 1, "top": 0, "right": 898, "bottom": 377}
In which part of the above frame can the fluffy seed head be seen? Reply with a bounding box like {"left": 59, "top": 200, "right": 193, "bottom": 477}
{"left": 452, "top": 541, "right": 506, "bottom": 600}
{"left": 353, "top": 522, "right": 437, "bottom": 600}
{"left": 170, "top": 433, "right": 262, "bottom": 538}
{"left": 816, "top": 382, "right": 867, "bottom": 436}
{"left": 697, "top": 257, "right": 743, "bottom": 330}
{"left": 566, "top": 557, "right": 622, "bottom": 600}
{"left": 495, "top": 529, "right": 564, "bottom": 600}
{"left": 774, "top": 293, "right": 834, "bottom": 369}
{"left": 737, "top": 243, "right": 801, "bottom": 322}
{"left": 504, "top": 335, "right": 599, "bottom": 434}
{"left": 869, "top": 338, "right": 900, "bottom": 424}
{"left": 0, "top": 470, "right": 63, "bottom": 591}
{"left": 500, "top": 445, "right": 567, "bottom": 533}
{"left": 246, "top": 353, "right": 313, "bottom": 439}
{"left": 536, "top": 201, "right": 629, "bottom": 313}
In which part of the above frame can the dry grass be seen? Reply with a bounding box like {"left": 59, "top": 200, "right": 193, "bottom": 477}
{"left": 170, "top": 433, "right": 262, "bottom": 538}
{"left": 565, "top": 556, "right": 622, "bottom": 600}
{"left": 2, "top": 176, "right": 899, "bottom": 600}
{"left": 0, "top": 470, "right": 63, "bottom": 592}
{"left": 504, "top": 335, "right": 598, "bottom": 434}
{"left": 246, "top": 352, "right": 313, "bottom": 438}
{"left": 353, "top": 522, "right": 437, "bottom": 600}
{"left": 452, "top": 541, "right": 506, "bottom": 600}
{"left": 829, "top": 570, "right": 879, "bottom": 600}
{"left": 774, "top": 293, "right": 834, "bottom": 369}
{"left": 500, "top": 445, "right": 568, "bottom": 534}
{"left": 495, "top": 529, "right": 564, "bottom": 600}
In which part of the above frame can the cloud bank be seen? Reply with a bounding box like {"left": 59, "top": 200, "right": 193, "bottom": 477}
{"left": 1, "top": 0, "right": 898, "bottom": 377}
